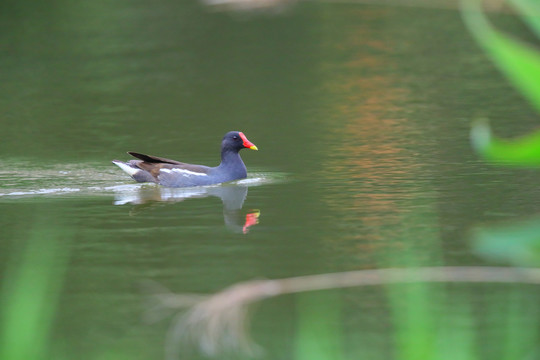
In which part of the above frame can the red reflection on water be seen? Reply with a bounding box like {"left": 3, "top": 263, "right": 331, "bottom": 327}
{"left": 243, "top": 210, "right": 260, "bottom": 234}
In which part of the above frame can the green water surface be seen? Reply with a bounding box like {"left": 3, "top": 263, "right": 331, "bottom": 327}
{"left": 1, "top": 2, "right": 540, "bottom": 359}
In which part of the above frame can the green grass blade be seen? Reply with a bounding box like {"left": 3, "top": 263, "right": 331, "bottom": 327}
{"left": 0, "top": 224, "right": 71, "bottom": 360}
{"left": 387, "top": 282, "right": 439, "bottom": 360}
{"left": 461, "top": 0, "right": 540, "bottom": 113}
{"left": 509, "top": 0, "right": 540, "bottom": 38}
{"left": 295, "top": 291, "right": 343, "bottom": 360}
{"left": 462, "top": 0, "right": 540, "bottom": 164}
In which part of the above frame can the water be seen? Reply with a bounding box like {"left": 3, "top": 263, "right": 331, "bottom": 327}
{"left": 1, "top": 2, "right": 540, "bottom": 359}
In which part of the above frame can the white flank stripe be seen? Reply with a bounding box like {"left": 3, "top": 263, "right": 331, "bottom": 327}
{"left": 161, "top": 168, "right": 208, "bottom": 177}
{"left": 113, "top": 161, "right": 141, "bottom": 177}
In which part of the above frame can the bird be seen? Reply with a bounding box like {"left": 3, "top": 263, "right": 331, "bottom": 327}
{"left": 112, "top": 131, "right": 258, "bottom": 188}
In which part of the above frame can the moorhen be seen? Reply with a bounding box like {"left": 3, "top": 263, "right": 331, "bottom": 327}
{"left": 113, "top": 131, "right": 258, "bottom": 187}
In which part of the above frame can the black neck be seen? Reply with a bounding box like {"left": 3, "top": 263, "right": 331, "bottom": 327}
{"left": 218, "top": 149, "right": 247, "bottom": 179}
{"left": 220, "top": 149, "right": 242, "bottom": 166}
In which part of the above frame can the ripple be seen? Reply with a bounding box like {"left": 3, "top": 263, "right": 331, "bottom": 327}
{"left": 0, "top": 187, "right": 82, "bottom": 197}
{"left": 0, "top": 162, "right": 286, "bottom": 200}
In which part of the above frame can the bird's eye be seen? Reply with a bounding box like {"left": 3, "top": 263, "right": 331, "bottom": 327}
{"left": 233, "top": 136, "right": 239, "bottom": 140}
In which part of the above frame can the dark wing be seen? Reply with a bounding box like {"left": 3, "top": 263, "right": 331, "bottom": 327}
{"left": 127, "top": 152, "right": 212, "bottom": 186}
{"left": 128, "top": 152, "right": 185, "bottom": 165}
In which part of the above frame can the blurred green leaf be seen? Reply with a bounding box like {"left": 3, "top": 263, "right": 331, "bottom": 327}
{"left": 509, "top": 0, "right": 540, "bottom": 38}
{"left": 471, "top": 217, "right": 540, "bottom": 266}
{"left": 462, "top": 0, "right": 540, "bottom": 111}
{"left": 0, "top": 222, "right": 71, "bottom": 360}
{"left": 470, "top": 119, "right": 540, "bottom": 165}
{"left": 295, "top": 291, "right": 343, "bottom": 360}
{"left": 462, "top": 0, "right": 540, "bottom": 164}
{"left": 387, "top": 282, "right": 440, "bottom": 360}
{"left": 462, "top": 0, "right": 540, "bottom": 113}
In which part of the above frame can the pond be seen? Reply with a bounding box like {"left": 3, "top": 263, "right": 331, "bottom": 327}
{"left": 1, "top": 1, "right": 540, "bottom": 359}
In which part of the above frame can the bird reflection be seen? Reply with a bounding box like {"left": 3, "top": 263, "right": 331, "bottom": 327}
{"left": 113, "top": 184, "right": 260, "bottom": 234}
